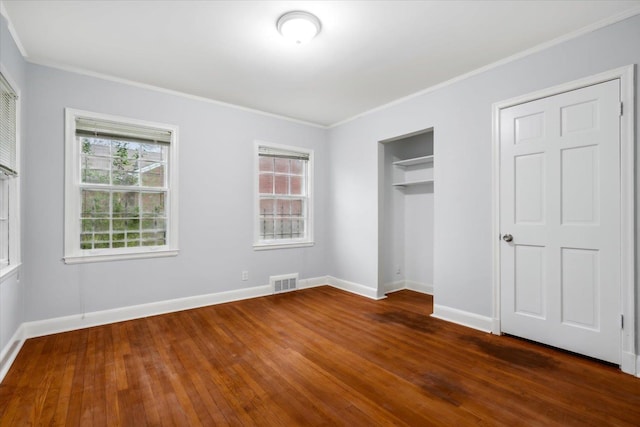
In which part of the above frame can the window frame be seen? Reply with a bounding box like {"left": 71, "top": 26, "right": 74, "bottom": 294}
{"left": 253, "top": 140, "right": 314, "bottom": 250}
{"left": 0, "top": 66, "right": 21, "bottom": 281}
{"left": 64, "top": 108, "right": 179, "bottom": 264}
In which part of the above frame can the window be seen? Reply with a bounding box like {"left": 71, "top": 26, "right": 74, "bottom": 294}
{"left": 254, "top": 142, "right": 313, "bottom": 250}
{"left": 0, "top": 179, "right": 9, "bottom": 269}
{"left": 64, "top": 109, "right": 178, "bottom": 264}
{"left": 0, "top": 70, "right": 20, "bottom": 278}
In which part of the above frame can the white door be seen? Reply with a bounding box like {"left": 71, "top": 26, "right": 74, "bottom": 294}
{"left": 499, "top": 79, "right": 621, "bottom": 364}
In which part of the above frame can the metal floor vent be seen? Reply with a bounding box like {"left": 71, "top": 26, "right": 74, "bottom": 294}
{"left": 271, "top": 273, "right": 299, "bottom": 294}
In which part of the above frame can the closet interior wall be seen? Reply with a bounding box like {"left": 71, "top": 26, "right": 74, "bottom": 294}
{"left": 380, "top": 131, "right": 434, "bottom": 295}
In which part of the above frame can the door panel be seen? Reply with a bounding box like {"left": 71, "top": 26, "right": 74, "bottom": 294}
{"left": 500, "top": 79, "right": 620, "bottom": 364}
{"left": 514, "top": 245, "right": 546, "bottom": 318}
{"left": 561, "top": 100, "right": 599, "bottom": 135}
{"left": 561, "top": 248, "right": 599, "bottom": 329}
{"left": 515, "top": 154, "right": 545, "bottom": 224}
{"left": 561, "top": 146, "right": 599, "bottom": 224}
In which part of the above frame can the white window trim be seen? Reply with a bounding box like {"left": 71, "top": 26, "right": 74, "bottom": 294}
{"left": 64, "top": 108, "right": 179, "bottom": 264}
{"left": 253, "top": 140, "right": 314, "bottom": 250}
{"left": 0, "top": 65, "right": 21, "bottom": 282}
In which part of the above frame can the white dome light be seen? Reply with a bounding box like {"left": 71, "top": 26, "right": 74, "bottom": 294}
{"left": 277, "top": 11, "right": 321, "bottom": 44}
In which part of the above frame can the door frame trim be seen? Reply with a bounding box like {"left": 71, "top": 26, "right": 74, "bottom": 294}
{"left": 491, "top": 65, "right": 636, "bottom": 375}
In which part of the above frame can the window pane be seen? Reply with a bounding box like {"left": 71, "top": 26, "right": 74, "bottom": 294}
{"left": 259, "top": 156, "right": 273, "bottom": 172}
{"left": 141, "top": 143, "right": 165, "bottom": 161}
{"left": 261, "top": 218, "right": 274, "bottom": 239}
{"left": 112, "top": 163, "right": 139, "bottom": 186}
{"left": 81, "top": 138, "right": 110, "bottom": 157}
{"left": 112, "top": 142, "right": 140, "bottom": 186}
{"left": 81, "top": 219, "right": 94, "bottom": 232}
{"left": 82, "top": 190, "right": 110, "bottom": 217}
{"left": 141, "top": 192, "right": 165, "bottom": 217}
{"left": 259, "top": 174, "right": 273, "bottom": 194}
{"left": 290, "top": 176, "right": 303, "bottom": 195}
{"left": 142, "top": 218, "right": 165, "bottom": 230}
{"left": 140, "top": 161, "right": 165, "bottom": 187}
{"left": 112, "top": 219, "right": 126, "bottom": 231}
{"left": 260, "top": 199, "right": 274, "bottom": 216}
{"left": 81, "top": 156, "right": 110, "bottom": 184}
{"left": 274, "top": 158, "right": 289, "bottom": 173}
{"left": 142, "top": 230, "right": 166, "bottom": 246}
{"left": 93, "top": 219, "right": 109, "bottom": 231}
{"left": 292, "top": 219, "right": 304, "bottom": 237}
{"left": 274, "top": 175, "right": 288, "bottom": 194}
{"left": 0, "top": 181, "right": 9, "bottom": 266}
{"left": 276, "top": 199, "right": 291, "bottom": 215}
{"left": 79, "top": 189, "right": 168, "bottom": 251}
{"left": 290, "top": 159, "right": 303, "bottom": 175}
{"left": 291, "top": 199, "right": 303, "bottom": 216}
{"left": 0, "top": 220, "right": 8, "bottom": 263}
{"left": 113, "top": 192, "right": 139, "bottom": 218}
{"left": 275, "top": 219, "right": 292, "bottom": 238}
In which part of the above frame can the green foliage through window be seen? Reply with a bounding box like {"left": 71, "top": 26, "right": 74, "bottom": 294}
{"left": 79, "top": 136, "right": 168, "bottom": 250}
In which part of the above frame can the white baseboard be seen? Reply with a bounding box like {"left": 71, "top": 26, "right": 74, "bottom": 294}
{"left": 431, "top": 304, "right": 493, "bottom": 333}
{"left": 0, "top": 324, "right": 25, "bottom": 383}
{"left": 620, "top": 351, "right": 637, "bottom": 376}
{"left": 405, "top": 280, "right": 433, "bottom": 295}
{"left": 491, "top": 318, "right": 501, "bottom": 335}
{"left": 384, "top": 280, "right": 433, "bottom": 295}
{"left": 326, "top": 276, "right": 383, "bottom": 300}
{"left": 23, "top": 285, "right": 273, "bottom": 339}
{"left": 634, "top": 354, "right": 640, "bottom": 378}
{"left": 298, "top": 275, "right": 330, "bottom": 289}
{"left": 23, "top": 276, "right": 332, "bottom": 339}
{"left": 383, "top": 280, "right": 405, "bottom": 294}
{"left": 2, "top": 275, "right": 388, "bottom": 383}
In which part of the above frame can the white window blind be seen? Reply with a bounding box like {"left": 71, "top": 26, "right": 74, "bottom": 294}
{"left": 0, "top": 73, "right": 18, "bottom": 177}
{"left": 258, "top": 146, "right": 310, "bottom": 160}
{"left": 75, "top": 117, "right": 172, "bottom": 144}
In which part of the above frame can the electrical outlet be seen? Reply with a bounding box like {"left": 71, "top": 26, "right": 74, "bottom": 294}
{"left": 241, "top": 271, "right": 249, "bottom": 281}
{"left": 396, "top": 267, "right": 401, "bottom": 275}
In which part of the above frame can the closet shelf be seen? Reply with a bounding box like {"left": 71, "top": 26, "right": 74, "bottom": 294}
{"left": 392, "top": 179, "right": 435, "bottom": 187}
{"left": 393, "top": 155, "right": 434, "bottom": 167}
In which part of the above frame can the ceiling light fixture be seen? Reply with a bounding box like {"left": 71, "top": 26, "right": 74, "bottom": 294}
{"left": 277, "top": 11, "right": 321, "bottom": 44}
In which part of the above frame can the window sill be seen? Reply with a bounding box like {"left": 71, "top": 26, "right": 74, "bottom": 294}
{"left": 64, "top": 249, "right": 179, "bottom": 264}
{"left": 0, "top": 263, "right": 21, "bottom": 282}
{"left": 253, "top": 241, "right": 314, "bottom": 251}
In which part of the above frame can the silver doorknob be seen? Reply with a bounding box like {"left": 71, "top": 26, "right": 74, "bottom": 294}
{"left": 502, "top": 234, "right": 513, "bottom": 242}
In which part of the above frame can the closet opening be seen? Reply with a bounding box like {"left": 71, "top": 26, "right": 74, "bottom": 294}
{"left": 378, "top": 128, "right": 434, "bottom": 298}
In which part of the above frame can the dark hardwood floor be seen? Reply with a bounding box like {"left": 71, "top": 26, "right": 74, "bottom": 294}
{"left": 0, "top": 286, "right": 638, "bottom": 426}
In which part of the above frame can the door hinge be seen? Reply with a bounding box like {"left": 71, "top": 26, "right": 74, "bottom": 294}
{"left": 621, "top": 314, "right": 624, "bottom": 329}
{"left": 620, "top": 102, "right": 623, "bottom": 116}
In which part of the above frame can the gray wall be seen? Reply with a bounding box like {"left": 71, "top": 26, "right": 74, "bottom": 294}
{"left": 3, "top": 10, "right": 640, "bottom": 355}
{"left": 0, "top": 14, "right": 26, "bottom": 354}
{"left": 23, "top": 64, "right": 328, "bottom": 322}
{"left": 328, "top": 15, "right": 640, "bottom": 342}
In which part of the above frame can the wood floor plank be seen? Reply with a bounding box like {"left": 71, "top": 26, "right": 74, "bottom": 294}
{"left": 1, "top": 287, "right": 639, "bottom": 426}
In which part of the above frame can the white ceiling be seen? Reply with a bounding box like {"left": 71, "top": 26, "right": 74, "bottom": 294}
{"left": 3, "top": 1, "right": 640, "bottom": 126}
